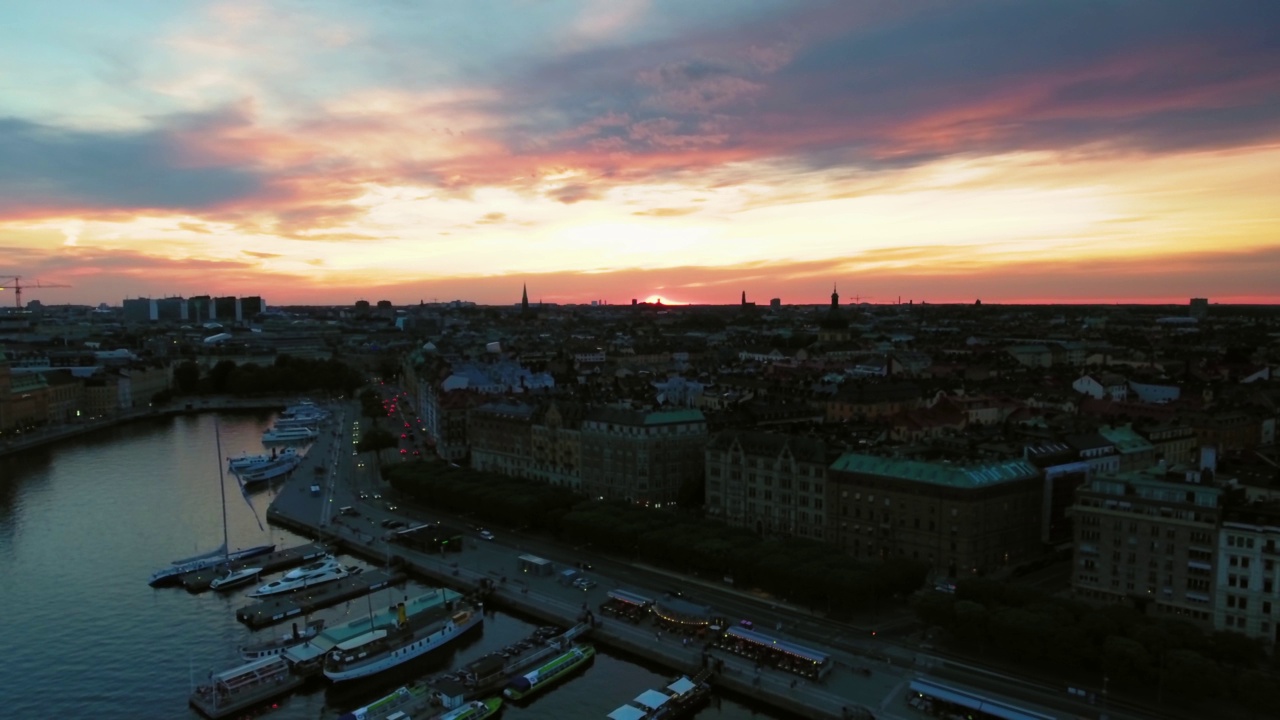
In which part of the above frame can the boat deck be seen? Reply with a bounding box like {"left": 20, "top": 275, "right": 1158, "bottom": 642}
{"left": 182, "top": 542, "right": 330, "bottom": 592}
{"left": 236, "top": 567, "right": 406, "bottom": 629}
{"left": 189, "top": 666, "right": 307, "bottom": 712}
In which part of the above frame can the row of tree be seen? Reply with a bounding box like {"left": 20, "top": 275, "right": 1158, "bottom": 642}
{"left": 386, "top": 463, "right": 927, "bottom": 617}
{"left": 913, "top": 578, "right": 1280, "bottom": 713}
{"left": 172, "top": 356, "right": 365, "bottom": 397}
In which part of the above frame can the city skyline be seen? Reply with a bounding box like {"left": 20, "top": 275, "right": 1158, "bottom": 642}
{"left": 3, "top": 1, "right": 1279, "bottom": 307}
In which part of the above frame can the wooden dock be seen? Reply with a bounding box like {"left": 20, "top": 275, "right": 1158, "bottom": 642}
{"left": 235, "top": 568, "right": 407, "bottom": 629}
{"left": 182, "top": 542, "right": 330, "bottom": 593}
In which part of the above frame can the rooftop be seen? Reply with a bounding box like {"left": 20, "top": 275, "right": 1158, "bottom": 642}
{"left": 830, "top": 453, "right": 1040, "bottom": 488}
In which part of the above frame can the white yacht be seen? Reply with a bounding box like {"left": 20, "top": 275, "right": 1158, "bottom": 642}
{"left": 261, "top": 426, "right": 319, "bottom": 443}
{"left": 323, "top": 602, "right": 482, "bottom": 682}
{"left": 248, "top": 556, "right": 350, "bottom": 597}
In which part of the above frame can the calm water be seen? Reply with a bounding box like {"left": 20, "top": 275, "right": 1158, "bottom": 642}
{"left": 0, "top": 413, "right": 783, "bottom": 719}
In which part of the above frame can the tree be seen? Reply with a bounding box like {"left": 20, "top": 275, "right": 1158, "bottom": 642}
{"left": 174, "top": 361, "right": 200, "bottom": 394}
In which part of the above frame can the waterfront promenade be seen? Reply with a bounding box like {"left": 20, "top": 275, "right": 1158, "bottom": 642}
{"left": 266, "top": 404, "right": 1092, "bottom": 720}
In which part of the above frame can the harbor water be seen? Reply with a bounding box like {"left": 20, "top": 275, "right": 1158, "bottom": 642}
{"left": 0, "top": 413, "right": 788, "bottom": 719}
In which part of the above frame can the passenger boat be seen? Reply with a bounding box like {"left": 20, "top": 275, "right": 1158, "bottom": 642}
{"left": 228, "top": 447, "right": 299, "bottom": 472}
{"left": 237, "top": 452, "right": 302, "bottom": 485}
{"left": 323, "top": 601, "right": 483, "bottom": 682}
{"left": 210, "top": 565, "right": 262, "bottom": 591}
{"left": 189, "top": 656, "right": 304, "bottom": 719}
{"left": 262, "top": 425, "right": 319, "bottom": 443}
{"left": 248, "top": 555, "right": 352, "bottom": 597}
{"left": 605, "top": 675, "right": 711, "bottom": 720}
{"left": 240, "top": 619, "right": 325, "bottom": 661}
{"left": 503, "top": 644, "right": 595, "bottom": 701}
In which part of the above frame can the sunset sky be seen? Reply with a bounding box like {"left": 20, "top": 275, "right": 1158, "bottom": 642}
{"left": 2, "top": 1, "right": 1278, "bottom": 307}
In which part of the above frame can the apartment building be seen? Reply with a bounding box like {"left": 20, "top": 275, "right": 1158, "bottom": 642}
{"left": 828, "top": 454, "right": 1043, "bottom": 577}
{"left": 579, "top": 408, "right": 707, "bottom": 504}
{"left": 468, "top": 402, "right": 536, "bottom": 478}
{"left": 1070, "top": 465, "right": 1223, "bottom": 626}
{"left": 704, "top": 431, "right": 833, "bottom": 541}
{"left": 1216, "top": 505, "right": 1280, "bottom": 648}
{"left": 529, "top": 401, "right": 584, "bottom": 491}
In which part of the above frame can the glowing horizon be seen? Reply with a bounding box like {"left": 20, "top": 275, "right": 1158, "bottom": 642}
{"left": 2, "top": 2, "right": 1279, "bottom": 307}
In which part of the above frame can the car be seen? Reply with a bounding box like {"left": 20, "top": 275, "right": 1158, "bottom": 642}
{"left": 352, "top": 450, "right": 358, "bottom": 455}
{"left": 358, "top": 491, "right": 369, "bottom": 499}
{"left": 404, "top": 422, "right": 410, "bottom": 428}
{"left": 479, "top": 530, "right": 495, "bottom": 541}
{"left": 373, "top": 493, "right": 382, "bottom": 499}
{"left": 401, "top": 433, "right": 407, "bottom": 439}
{"left": 573, "top": 578, "right": 597, "bottom": 591}
{"left": 357, "top": 462, "right": 365, "bottom": 468}
{"left": 400, "top": 448, "right": 407, "bottom": 454}
{"left": 412, "top": 450, "right": 420, "bottom": 456}
{"left": 386, "top": 503, "right": 399, "bottom": 511}
{"left": 339, "top": 506, "right": 360, "bottom": 517}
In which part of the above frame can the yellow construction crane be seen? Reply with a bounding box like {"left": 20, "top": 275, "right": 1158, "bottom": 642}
{"left": 0, "top": 275, "right": 72, "bottom": 308}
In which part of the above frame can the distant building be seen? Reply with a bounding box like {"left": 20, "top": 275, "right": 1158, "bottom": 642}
{"left": 1216, "top": 505, "right": 1280, "bottom": 648}
{"left": 240, "top": 296, "right": 265, "bottom": 318}
{"left": 770, "top": 298, "right": 781, "bottom": 308}
{"left": 122, "top": 298, "right": 156, "bottom": 324}
{"left": 1070, "top": 462, "right": 1223, "bottom": 626}
{"left": 213, "top": 296, "right": 238, "bottom": 322}
{"left": 155, "top": 297, "right": 187, "bottom": 323}
{"left": 828, "top": 454, "right": 1044, "bottom": 577}
{"left": 580, "top": 408, "right": 707, "bottom": 504}
{"left": 1190, "top": 297, "right": 1209, "bottom": 319}
{"left": 705, "top": 431, "right": 833, "bottom": 541}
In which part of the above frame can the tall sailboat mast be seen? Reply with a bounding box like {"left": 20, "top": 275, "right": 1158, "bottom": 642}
{"left": 216, "top": 420, "right": 230, "bottom": 563}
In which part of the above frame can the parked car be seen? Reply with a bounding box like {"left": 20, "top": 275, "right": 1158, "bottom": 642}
{"left": 479, "top": 530, "right": 495, "bottom": 541}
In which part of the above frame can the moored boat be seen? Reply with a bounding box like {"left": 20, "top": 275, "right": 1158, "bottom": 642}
{"left": 503, "top": 644, "right": 595, "bottom": 701}
{"left": 240, "top": 619, "right": 326, "bottom": 661}
{"left": 438, "top": 697, "right": 502, "bottom": 720}
{"left": 228, "top": 446, "right": 299, "bottom": 472}
{"left": 189, "top": 656, "right": 304, "bottom": 719}
{"left": 605, "top": 675, "right": 711, "bottom": 720}
{"left": 149, "top": 544, "right": 275, "bottom": 587}
{"left": 237, "top": 452, "right": 302, "bottom": 485}
{"left": 210, "top": 566, "right": 262, "bottom": 591}
{"left": 323, "top": 601, "right": 483, "bottom": 682}
{"left": 262, "top": 425, "right": 319, "bottom": 443}
{"left": 248, "top": 555, "right": 352, "bottom": 597}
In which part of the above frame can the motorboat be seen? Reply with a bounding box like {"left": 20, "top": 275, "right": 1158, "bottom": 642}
{"left": 210, "top": 566, "right": 262, "bottom": 591}
{"left": 248, "top": 556, "right": 350, "bottom": 597}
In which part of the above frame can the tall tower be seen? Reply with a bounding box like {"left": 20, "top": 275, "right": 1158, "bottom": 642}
{"left": 830, "top": 283, "right": 839, "bottom": 311}
{"left": 741, "top": 290, "right": 747, "bottom": 306}
{"left": 521, "top": 283, "right": 529, "bottom": 314}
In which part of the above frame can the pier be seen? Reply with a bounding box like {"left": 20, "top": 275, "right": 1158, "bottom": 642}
{"left": 181, "top": 542, "right": 330, "bottom": 592}
{"left": 235, "top": 568, "right": 407, "bottom": 629}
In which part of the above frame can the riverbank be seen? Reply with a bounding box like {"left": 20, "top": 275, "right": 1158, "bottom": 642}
{"left": 0, "top": 395, "right": 298, "bottom": 459}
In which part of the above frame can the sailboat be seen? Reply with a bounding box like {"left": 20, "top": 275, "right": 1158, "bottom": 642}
{"left": 210, "top": 421, "right": 266, "bottom": 591}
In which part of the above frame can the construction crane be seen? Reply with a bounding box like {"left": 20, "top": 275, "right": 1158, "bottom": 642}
{"left": 0, "top": 276, "right": 72, "bottom": 308}
{"left": 850, "top": 294, "right": 873, "bottom": 304}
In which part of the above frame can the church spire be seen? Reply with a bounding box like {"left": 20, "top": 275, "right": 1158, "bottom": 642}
{"left": 521, "top": 283, "right": 529, "bottom": 313}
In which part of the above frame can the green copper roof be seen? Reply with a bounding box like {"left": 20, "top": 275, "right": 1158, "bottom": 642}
{"left": 643, "top": 409, "right": 705, "bottom": 425}
{"left": 830, "top": 453, "right": 1040, "bottom": 488}
{"left": 1098, "top": 424, "right": 1154, "bottom": 454}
